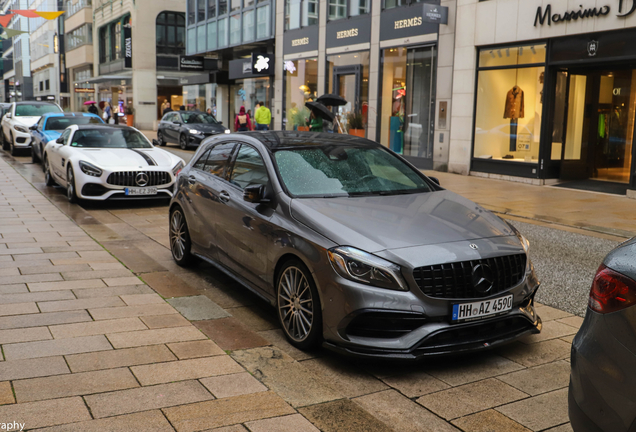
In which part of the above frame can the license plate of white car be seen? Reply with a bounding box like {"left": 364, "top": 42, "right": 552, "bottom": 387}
{"left": 125, "top": 187, "right": 157, "bottom": 196}
{"left": 451, "top": 294, "right": 513, "bottom": 323}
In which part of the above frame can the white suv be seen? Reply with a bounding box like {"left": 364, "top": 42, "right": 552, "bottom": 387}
{"left": 1, "top": 102, "right": 62, "bottom": 156}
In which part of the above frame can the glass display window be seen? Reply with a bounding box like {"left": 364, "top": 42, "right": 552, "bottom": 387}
{"left": 283, "top": 58, "right": 318, "bottom": 131}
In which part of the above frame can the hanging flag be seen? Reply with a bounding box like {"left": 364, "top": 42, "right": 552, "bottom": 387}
{"left": 0, "top": 14, "right": 15, "bottom": 28}
{"left": 9, "top": 10, "right": 40, "bottom": 18}
{"left": 35, "top": 11, "right": 64, "bottom": 20}
{"left": 4, "top": 28, "right": 28, "bottom": 37}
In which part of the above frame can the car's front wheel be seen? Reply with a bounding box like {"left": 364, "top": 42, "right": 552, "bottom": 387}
{"left": 31, "top": 145, "right": 39, "bottom": 163}
{"left": 179, "top": 134, "right": 188, "bottom": 150}
{"left": 66, "top": 166, "right": 79, "bottom": 203}
{"left": 44, "top": 156, "right": 56, "bottom": 186}
{"left": 1, "top": 129, "right": 8, "bottom": 151}
{"left": 276, "top": 260, "right": 322, "bottom": 350}
{"left": 157, "top": 131, "right": 166, "bottom": 146}
{"left": 9, "top": 134, "right": 18, "bottom": 156}
{"left": 170, "top": 207, "right": 193, "bottom": 266}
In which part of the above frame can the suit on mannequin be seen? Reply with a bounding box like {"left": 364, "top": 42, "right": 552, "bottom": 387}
{"left": 504, "top": 85, "right": 524, "bottom": 153}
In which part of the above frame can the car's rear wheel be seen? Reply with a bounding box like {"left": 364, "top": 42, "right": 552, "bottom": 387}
{"left": 170, "top": 207, "right": 193, "bottom": 266}
{"left": 276, "top": 260, "right": 322, "bottom": 350}
{"left": 157, "top": 131, "right": 166, "bottom": 146}
{"left": 31, "top": 145, "right": 39, "bottom": 163}
{"left": 66, "top": 166, "right": 78, "bottom": 203}
{"left": 44, "top": 156, "right": 56, "bottom": 186}
{"left": 1, "top": 130, "right": 8, "bottom": 151}
{"left": 179, "top": 134, "right": 188, "bottom": 150}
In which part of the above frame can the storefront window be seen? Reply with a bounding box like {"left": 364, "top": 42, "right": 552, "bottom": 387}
{"left": 184, "top": 83, "right": 218, "bottom": 114}
{"left": 473, "top": 44, "right": 547, "bottom": 163}
{"left": 329, "top": 0, "right": 346, "bottom": 20}
{"left": 327, "top": 51, "right": 370, "bottom": 136}
{"left": 257, "top": 5, "right": 270, "bottom": 38}
{"left": 218, "top": 17, "right": 228, "bottom": 47}
{"left": 230, "top": 78, "right": 271, "bottom": 131}
{"left": 284, "top": 58, "right": 318, "bottom": 131}
{"left": 380, "top": 46, "right": 436, "bottom": 159}
{"left": 208, "top": 21, "right": 217, "bottom": 50}
{"left": 73, "top": 67, "right": 94, "bottom": 111}
{"left": 229, "top": 14, "right": 241, "bottom": 45}
{"left": 243, "top": 9, "right": 254, "bottom": 42}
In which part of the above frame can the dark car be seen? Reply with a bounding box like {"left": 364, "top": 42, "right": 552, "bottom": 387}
{"left": 168, "top": 131, "right": 541, "bottom": 359}
{"left": 30, "top": 112, "right": 104, "bottom": 164}
{"left": 157, "top": 110, "right": 229, "bottom": 150}
{"left": 569, "top": 237, "right": 636, "bottom": 432}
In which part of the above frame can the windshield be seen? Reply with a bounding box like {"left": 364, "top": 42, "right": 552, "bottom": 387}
{"left": 45, "top": 116, "right": 103, "bottom": 131}
{"left": 70, "top": 128, "right": 152, "bottom": 149}
{"left": 15, "top": 104, "right": 62, "bottom": 117}
{"left": 181, "top": 112, "right": 219, "bottom": 124}
{"left": 274, "top": 146, "right": 433, "bottom": 197}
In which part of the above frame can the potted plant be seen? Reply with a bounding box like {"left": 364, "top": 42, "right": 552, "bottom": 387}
{"left": 125, "top": 106, "right": 135, "bottom": 127}
{"left": 347, "top": 111, "right": 365, "bottom": 137}
{"left": 290, "top": 107, "right": 310, "bottom": 131}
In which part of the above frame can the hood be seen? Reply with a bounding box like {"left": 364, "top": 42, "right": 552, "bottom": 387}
{"left": 290, "top": 190, "right": 515, "bottom": 253}
{"left": 42, "top": 130, "right": 62, "bottom": 143}
{"left": 13, "top": 116, "right": 39, "bottom": 127}
{"left": 188, "top": 123, "right": 227, "bottom": 133}
{"left": 74, "top": 147, "right": 182, "bottom": 169}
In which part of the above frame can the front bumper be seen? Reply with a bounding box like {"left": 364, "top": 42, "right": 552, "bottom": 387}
{"left": 12, "top": 128, "right": 32, "bottom": 148}
{"left": 75, "top": 168, "right": 176, "bottom": 201}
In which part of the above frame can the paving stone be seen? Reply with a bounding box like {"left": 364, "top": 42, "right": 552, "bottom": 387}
{"left": 12, "top": 252, "right": 79, "bottom": 262}
{"left": 498, "top": 361, "right": 570, "bottom": 396}
{"left": 520, "top": 321, "right": 578, "bottom": 344}
{"left": 0, "top": 381, "right": 14, "bottom": 405}
{"left": 245, "top": 414, "right": 319, "bottom": 432}
{"left": 452, "top": 409, "right": 531, "bottom": 432}
{"left": 301, "top": 357, "right": 388, "bottom": 398}
{"left": 19, "top": 264, "right": 91, "bottom": 275}
{"left": 0, "top": 397, "right": 90, "bottom": 429}
{"left": 65, "top": 345, "right": 177, "bottom": 373}
{"left": 88, "top": 262, "right": 127, "bottom": 270}
{"left": 142, "top": 313, "right": 191, "bottom": 329}
{"left": 104, "top": 276, "right": 145, "bottom": 287}
{"left": 107, "top": 326, "right": 206, "bottom": 348}
{"left": 0, "top": 284, "right": 28, "bottom": 294}
{"left": 426, "top": 353, "right": 525, "bottom": 386}
{"left": 226, "top": 306, "right": 278, "bottom": 332}
{"left": 196, "top": 318, "right": 270, "bottom": 351}
{"left": 417, "top": 378, "right": 529, "bottom": 420}
{"left": 0, "top": 268, "right": 19, "bottom": 276}
{"left": 557, "top": 316, "right": 584, "bottom": 329}
{"left": 61, "top": 269, "right": 133, "bottom": 281}
{"left": 0, "top": 327, "right": 52, "bottom": 344}
{"left": 32, "top": 410, "right": 174, "bottom": 432}
{"left": 132, "top": 355, "right": 244, "bottom": 386}
{"left": 0, "top": 302, "right": 39, "bottom": 316}
{"left": 86, "top": 380, "right": 214, "bottom": 418}
{"left": 168, "top": 340, "right": 225, "bottom": 359}
{"left": 544, "top": 424, "right": 574, "bottom": 432}
{"left": 298, "top": 398, "right": 392, "bottom": 432}
{"left": 13, "top": 368, "right": 139, "bottom": 402}
{"left": 28, "top": 279, "right": 106, "bottom": 292}
{"left": 354, "top": 389, "right": 459, "bottom": 432}
{"left": 120, "top": 293, "right": 166, "bottom": 305}
{"left": 3, "top": 335, "right": 112, "bottom": 360}
{"left": 73, "top": 285, "right": 155, "bottom": 298}
{"left": 535, "top": 305, "right": 573, "bottom": 321}
{"left": 232, "top": 347, "right": 340, "bottom": 408}
{"left": 0, "top": 356, "right": 69, "bottom": 381}
{"left": 163, "top": 391, "right": 295, "bottom": 432}
{"left": 142, "top": 271, "right": 199, "bottom": 297}
{"left": 89, "top": 303, "right": 178, "bottom": 320}
{"left": 381, "top": 370, "right": 450, "bottom": 398}
{"left": 49, "top": 317, "right": 147, "bottom": 339}
{"left": 38, "top": 296, "right": 125, "bottom": 313}
{"left": 202, "top": 424, "right": 248, "bottom": 431}
{"left": 168, "top": 296, "right": 231, "bottom": 321}
{"left": 496, "top": 388, "right": 569, "bottom": 431}
{"left": 200, "top": 372, "right": 268, "bottom": 399}
{"left": 497, "top": 340, "right": 571, "bottom": 367}
{"left": 0, "top": 247, "right": 42, "bottom": 256}
{"left": 0, "top": 310, "right": 91, "bottom": 330}
{"left": 0, "top": 291, "right": 75, "bottom": 305}
{"left": 0, "top": 273, "right": 63, "bottom": 286}
{"left": 258, "top": 329, "right": 318, "bottom": 361}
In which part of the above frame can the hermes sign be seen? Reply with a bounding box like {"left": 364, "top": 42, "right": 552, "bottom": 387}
{"left": 292, "top": 37, "right": 309, "bottom": 46}
{"left": 326, "top": 14, "right": 371, "bottom": 48}
{"left": 284, "top": 26, "right": 319, "bottom": 55}
{"left": 535, "top": 0, "right": 636, "bottom": 26}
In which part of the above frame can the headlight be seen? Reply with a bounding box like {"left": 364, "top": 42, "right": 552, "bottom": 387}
{"left": 14, "top": 125, "right": 28, "bottom": 133}
{"left": 327, "top": 246, "right": 408, "bottom": 291}
{"left": 172, "top": 160, "right": 185, "bottom": 176}
{"left": 79, "top": 160, "right": 103, "bottom": 177}
{"left": 224, "top": 129, "right": 230, "bottom": 134}
{"left": 189, "top": 129, "right": 201, "bottom": 135}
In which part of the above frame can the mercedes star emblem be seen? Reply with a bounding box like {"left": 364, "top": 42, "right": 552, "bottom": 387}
{"left": 471, "top": 264, "right": 495, "bottom": 294}
{"left": 135, "top": 172, "right": 149, "bottom": 187}
{"left": 469, "top": 243, "right": 479, "bottom": 250}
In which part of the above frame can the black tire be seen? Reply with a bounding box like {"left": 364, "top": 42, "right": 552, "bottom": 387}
{"left": 31, "top": 145, "right": 39, "bottom": 163}
{"left": 276, "top": 259, "right": 322, "bottom": 350}
{"left": 9, "top": 134, "right": 18, "bottom": 156}
{"left": 44, "top": 156, "right": 56, "bottom": 186}
{"left": 157, "top": 131, "right": 167, "bottom": 146}
{"left": 66, "top": 166, "right": 79, "bottom": 203}
{"left": 169, "top": 207, "right": 194, "bottom": 266}
{"left": 179, "top": 134, "right": 188, "bottom": 150}
{"left": 1, "top": 131, "right": 8, "bottom": 151}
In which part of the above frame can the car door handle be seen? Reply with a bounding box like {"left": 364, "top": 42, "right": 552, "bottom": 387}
{"left": 219, "top": 191, "right": 230, "bottom": 203}
{"left": 187, "top": 175, "right": 196, "bottom": 185}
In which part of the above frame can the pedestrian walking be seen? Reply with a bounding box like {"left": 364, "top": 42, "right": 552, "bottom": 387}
{"left": 234, "top": 106, "right": 252, "bottom": 132}
{"left": 254, "top": 101, "right": 271, "bottom": 130}
{"left": 103, "top": 102, "right": 112, "bottom": 123}
{"left": 87, "top": 103, "right": 98, "bottom": 115}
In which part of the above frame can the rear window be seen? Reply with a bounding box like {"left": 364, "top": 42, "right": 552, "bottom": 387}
{"left": 15, "top": 104, "right": 62, "bottom": 117}
{"left": 45, "top": 116, "right": 103, "bottom": 131}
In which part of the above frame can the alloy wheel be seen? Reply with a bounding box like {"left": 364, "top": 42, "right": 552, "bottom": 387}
{"left": 278, "top": 266, "right": 314, "bottom": 342}
{"left": 67, "top": 167, "right": 77, "bottom": 202}
{"left": 170, "top": 210, "right": 186, "bottom": 260}
{"left": 157, "top": 131, "right": 165, "bottom": 146}
{"left": 179, "top": 135, "right": 187, "bottom": 150}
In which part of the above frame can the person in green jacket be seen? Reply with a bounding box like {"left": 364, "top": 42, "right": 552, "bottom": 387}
{"left": 254, "top": 101, "right": 272, "bottom": 130}
{"left": 308, "top": 111, "right": 323, "bottom": 132}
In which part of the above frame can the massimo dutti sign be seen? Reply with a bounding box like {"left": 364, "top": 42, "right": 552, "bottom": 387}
{"left": 534, "top": 0, "right": 636, "bottom": 26}
{"left": 326, "top": 14, "right": 371, "bottom": 48}
{"left": 380, "top": 2, "right": 441, "bottom": 41}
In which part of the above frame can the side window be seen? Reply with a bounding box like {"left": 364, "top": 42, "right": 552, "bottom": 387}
{"left": 173, "top": 113, "right": 182, "bottom": 123}
{"left": 192, "top": 148, "right": 211, "bottom": 170}
{"left": 61, "top": 129, "right": 71, "bottom": 145}
{"left": 203, "top": 143, "right": 236, "bottom": 178}
{"left": 37, "top": 117, "right": 46, "bottom": 130}
{"left": 229, "top": 145, "right": 269, "bottom": 190}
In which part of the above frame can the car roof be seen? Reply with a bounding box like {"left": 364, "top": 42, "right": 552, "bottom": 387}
{"left": 14, "top": 101, "right": 58, "bottom": 106}
{"left": 237, "top": 131, "right": 379, "bottom": 150}
{"left": 42, "top": 112, "right": 100, "bottom": 118}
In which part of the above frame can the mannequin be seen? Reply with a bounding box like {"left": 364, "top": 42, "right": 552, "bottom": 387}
{"left": 504, "top": 85, "right": 525, "bottom": 153}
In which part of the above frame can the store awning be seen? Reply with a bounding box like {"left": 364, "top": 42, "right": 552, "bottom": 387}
{"left": 84, "top": 74, "right": 132, "bottom": 84}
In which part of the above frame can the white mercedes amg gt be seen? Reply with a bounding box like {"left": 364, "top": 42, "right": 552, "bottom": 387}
{"left": 43, "top": 124, "right": 185, "bottom": 202}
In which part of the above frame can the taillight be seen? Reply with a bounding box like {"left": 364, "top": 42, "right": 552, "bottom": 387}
{"left": 589, "top": 264, "right": 636, "bottom": 313}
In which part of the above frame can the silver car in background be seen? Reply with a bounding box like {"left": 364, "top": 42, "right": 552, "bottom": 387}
{"left": 169, "top": 131, "right": 541, "bottom": 359}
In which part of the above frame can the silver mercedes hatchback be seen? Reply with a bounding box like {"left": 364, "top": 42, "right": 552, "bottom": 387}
{"left": 169, "top": 131, "right": 541, "bottom": 360}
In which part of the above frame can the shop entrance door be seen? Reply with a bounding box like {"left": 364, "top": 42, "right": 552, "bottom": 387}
{"left": 558, "top": 69, "right": 634, "bottom": 184}
{"left": 333, "top": 65, "right": 361, "bottom": 132}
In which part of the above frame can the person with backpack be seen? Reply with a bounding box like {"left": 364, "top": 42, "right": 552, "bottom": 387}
{"left": 234, "top": 106, "right": 252, "bottom": 132}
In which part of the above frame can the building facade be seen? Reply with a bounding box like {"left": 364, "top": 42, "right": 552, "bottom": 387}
{"left": 65, "top": 0, "right": 94, "bottom": 111}
{"left": 449, "top": 0, "right": 636, "bottom": 197}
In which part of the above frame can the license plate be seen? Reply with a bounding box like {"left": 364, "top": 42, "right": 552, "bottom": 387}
{"left": 451, "top": 294, "right": 513, "bottom": 323}
{"left": 125, "top": 187, "right": 157, "bottom": 196}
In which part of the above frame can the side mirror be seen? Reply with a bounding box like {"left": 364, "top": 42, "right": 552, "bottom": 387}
{"left": 243, "top": 184, "right": 269, "bottom": 204}
{"left": 429, "top": 177, "right": 440, "bottom": 186}
{"left": 56, "top": 137, "right": 64, "bottom": 144}
{"left": 219, "top": 121, "right": 223, "bottom": 125}
{"left": 173, "top": 121, "right": 181, "bottom": 125}
{"left": 29, "top": 124, "right": 38, "bottom": 130}
{"left": 5, "top": 113, "right": 11, "bottom": 119}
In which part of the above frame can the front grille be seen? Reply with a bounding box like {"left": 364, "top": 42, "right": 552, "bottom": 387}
{"left": 106, "top": 171, "right": 171, "bottom": 187}
{"left": 346, "top": 311, "right": 427, "bottom": 339}
{"left": 413, "top": 254, "right": 526, "bottom": 299}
